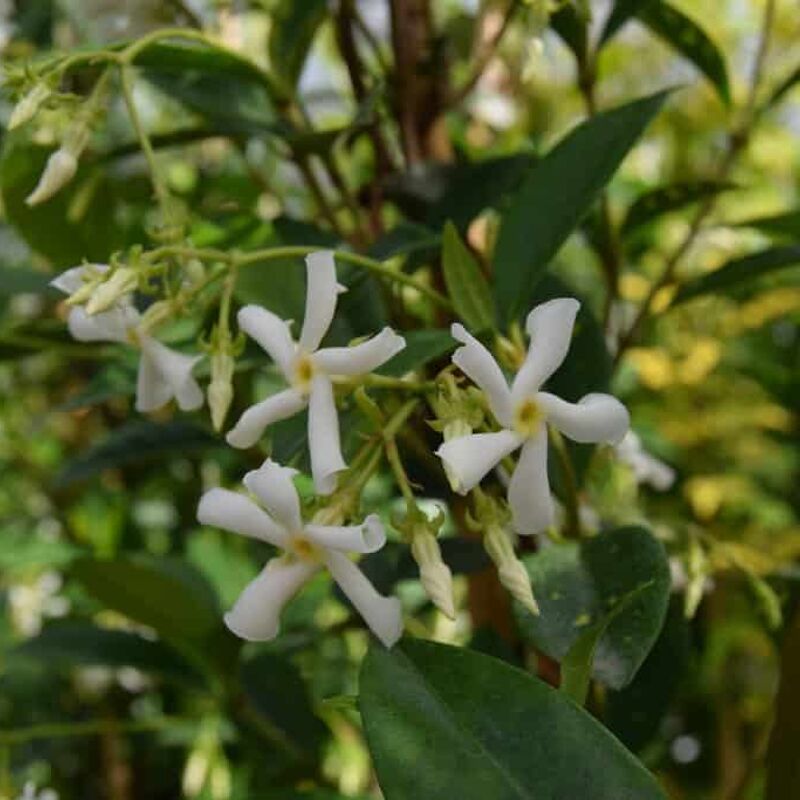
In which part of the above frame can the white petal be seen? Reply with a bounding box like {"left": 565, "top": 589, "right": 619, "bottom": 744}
{"left": 50, "top": 263, "right": 109, "bottom": 295}
{"left": 313, "top": 328, "right": 406, "bottom": 375}
{"left": 299, "top": 251, "right": 339, "bottom": 352}
{"left": 242, "top": 459, "right": 302, "bottom": 532}
{"left": 325, "top": 550, "right": 402, "bottom": 647}
{"left": 138, "top": 337, "right": 203, "bottom": 412}
{"left": 237, "top": 305, "right": 296, "bottom": 380}
{"left": 197, "top": 488, "right": 287, "bottom": 547}
{"left": 135, "top": 351, "right": 173, "bottom": 413}
{"left": 305, "top": 514, "right": 386, "bottom": 554}
{"left": 308, "top": 374, "right": 346, "bottom": 495}
{"left": 224, "top": 557, "right": 317, "bottom": 642}
{"left": 537, "top": 391, "right": 630, "bottom": 444}
{"left": 450, "top": 323, "right": 512, "bottom": 426}
{"left": 435, "top": 429, "right": 522, "bottom": 494}
{"left": 67, "top": 305, "right": 136, "bottom": 344}
{"left": 508, "top": 431, "right": 554, "bottom": 535}
{"left": 226, "top": 388, "right": 307, "bottom": 449}
{"left": 511, "top": 298, "right": 580, "bottom": 403}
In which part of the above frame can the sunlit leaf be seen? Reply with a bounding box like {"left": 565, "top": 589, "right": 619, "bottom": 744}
{"left": 731, "top": 210, "right": 800, "bottom": 240}
{"left": 441, "top": 222, "right": 495, "bottom": 330}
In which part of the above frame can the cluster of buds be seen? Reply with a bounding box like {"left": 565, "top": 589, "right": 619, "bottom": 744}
{"left": 467, "top": 489, "right": 539, "bottom": 615}
{"left": 393, "top": 502, "right": 455, "bottom": 620}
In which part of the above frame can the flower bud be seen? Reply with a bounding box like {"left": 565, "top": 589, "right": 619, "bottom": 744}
{"left": 85, "top": 267, "right": 139, "bottom": 315}
{"left": 25, "top": 148, "right": 78, "bottom": 206}
{"left": 484, "top": 523, "right": 539, "bottom": 615}
{"left": 208, "top": 350, "right": 235, "bottom": 432}
{"left": 138, "top": 300, "right": 173, "bottom": 333}
{"left": 410, "top": 529, "right": 455, "bottom": 620}
{"left": 9, "top": 83, "right": 50, "bottom": 130}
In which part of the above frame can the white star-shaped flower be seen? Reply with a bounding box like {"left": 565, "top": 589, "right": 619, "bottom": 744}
{"left": 197, "top": 458, "right": 403, "bottom": 647}
{"left": 436, "top": 298, "right": 630, "bottom": 534}
{"left": 226, "top": 251, "right": 406, "bottom": 495}
{"left": 51, "top": 265, "right": 203, "bottom": 413}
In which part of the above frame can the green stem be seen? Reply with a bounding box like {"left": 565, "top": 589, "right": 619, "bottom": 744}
{"left": 548, "top": 427, "right": 581, "bottom": 538}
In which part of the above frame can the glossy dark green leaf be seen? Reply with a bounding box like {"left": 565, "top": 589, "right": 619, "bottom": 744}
{"left": 494, "top": 90, "right": 669, "bottom": 322}
{"left": 518, "top": 526, "right": 670, "bottom": 689}
{"left": 360, "top": 638, "right": 666, "bottom": 800}
{"left": 560, "top": 585, "right": 650, "bottom": 705}
{"left": 268, "top": 0, "right": 328, "bottom": 90}
{"left": 622, "top": 181, "right": 734, "bottom": 238}
{"left": 732, "top": 210, "right": 800, "bottom": 240}
{"left": 378, "top": 328, "right": 455, "bottom": 377}
{"left": 606, "top": 600, "right": 690, "bottom": 752}
{"left": 602, "top": 1, "right": 729, "bottom": 105}
{"left": 673, "top": 245, "right": 800, "bottom": 304}
{"left": 442, "top": 222, "right": 495, "bottom": 330}
{"left": 14, "top": 622, "right": 203, "bottom": 684}
{"left": 54, "top": 420, "right": 219, "bottom": 487}
{"left": 240, "top": 651, "right": 328, "bottom": 762}
{"left": 71, "top": 555, "right": 221, "bottom": 644}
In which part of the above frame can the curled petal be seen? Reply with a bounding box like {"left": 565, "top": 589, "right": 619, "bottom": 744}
{"left": 136, "top": 337, "right": 203, "bottom": 413}
{"left": 237, "top": 305, "right": 296, "bottom": 380}
{"left": 508, "top": 430, "right": 553, "bottom": 535}
{"left": 314, "top": 327, "right": 406, "bottom": 376}
{"left": 308, "top": 374, "right": 346, "bottom": 495}
{"left": 67, "top": 305, "right": 137, "bottom": 344}
{"left": 299, "top": 251, "right": 340, "bottom": 353}
{"left": 435, "top": 429, "right": 522, "bottom": 495}
{"left": 511, "top": 298, "right": 580, "bottom": 403}
{"left": 451, "top": 323, "right": 512, "bottom": 426}
{"left": 226, "top": 388, "right": 307, "bottom": 449}
{"left": 325, "top": 550, "right": 403, "bottom": 647}
{"left": 243, "top": 459, "right": 302, "bottom": 533}
{"left": 197, "top": 488, "right": 287, "bottom": 547}
{"left": 50, "top": 263, "right": 109, "bottom": 295}
{"left": 224, "top": 557, "right": 317, "bottom": 642}
{"left": 305, "top": 514, "right": 386, "bottom": 554}
{"left": 538, "top": 391, "right": 629, "bottom": 445}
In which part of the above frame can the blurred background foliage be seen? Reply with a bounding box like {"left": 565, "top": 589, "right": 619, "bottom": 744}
{"left": 0, "top": 1, "right": 798, "bottom": 799}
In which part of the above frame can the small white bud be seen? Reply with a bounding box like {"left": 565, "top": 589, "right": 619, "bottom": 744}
{"left": 484, "top": 523, "right": 539, "bottom": 615}
{"left": 410, "top": 530, "right": 455, "bottom": 620}
{"left": 9, "top": 83, "right": 50, "bottom": 130}
{"left": 208, "top": 351, "right": 235, "bottom": 432}
{"left": 85, "top": 267, "right": 138, "bottom": 315}
{"left": 25, "top": 148, "right": 78, "bottom": 206}
{"left": 442, "top": 418, "right": 473, "bottom": 492}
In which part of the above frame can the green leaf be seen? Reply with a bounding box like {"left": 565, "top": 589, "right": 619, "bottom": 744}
{"left": 54, "top": 420, "right": 219, "bottom": 487}
{"left": 268, "top": 0, "right": 328, "bottom": 91}
{"left": 494, "top": 90, "right": 669, "bottom": 322}
{"left": 672, "top": 245, "right": 800, "bottom": 304}
{"left": 240, "top": 651, "right": 328, "bottom": 763}
{"left": 0, "top": 529, "right": 81, "bottom": 575}
{"left": 0, "top": 264, "right": 55, "bottom": 296}
{"left": 378, "top": 328, "right": 455, "bottom": 377}
{"left": 14, "top": 622, "right": 203, "bottom": 685}
{"left": 518, "top": 526, "right": 670, "bottom": 689}
{"left": 359, "top": 638, "right": 666, "bottom": 800}
{"left": 621, "top": 181, "right": 734, "bottom": 238}
{"left": 731, "top": 210, "right": 800, "bottom": 240}
{"left": 71, "top": 555, "right": 221, "bottom": 644}
{"left": 764, "top": 62, "right": 800, "bottom": 110}
{"left": 442, "top": 222, "right": 495, "bottom": 330}
{"left": 560, "top": 584, "right": 651, "bottom": 705}
{"left": 602, "top": 1, "right": 730, "bottom": 105}
{"left": 551, "top": 3, "right": 590, "bottom": 64}
{"left": 606, "top": 600, "right": 690, "bottom": 752}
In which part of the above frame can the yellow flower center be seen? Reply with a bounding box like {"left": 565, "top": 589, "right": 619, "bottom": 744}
{"left": 513, "top": 397, "right": 544, "bottom": 438}
{"left": 292, "top": 353, "right": 315, "bottom": 393}
{"left": 288, "top": 534, "right": 321, "bottom": 563}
